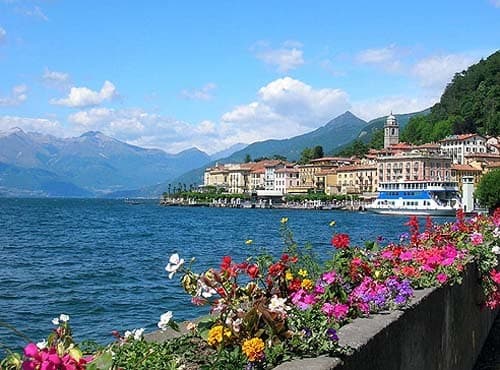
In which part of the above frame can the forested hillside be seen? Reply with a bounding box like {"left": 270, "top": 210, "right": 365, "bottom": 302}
{"left": 401, "top": 51, "right": 499, "bottom": 144}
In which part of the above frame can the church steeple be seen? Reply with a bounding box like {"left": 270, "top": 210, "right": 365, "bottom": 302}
{"left": 384, "top": 112, "right": 399, "bottom": 149}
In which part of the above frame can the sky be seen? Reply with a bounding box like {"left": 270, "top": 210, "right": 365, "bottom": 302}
{"left": 0, "top": 0, "right": 499, "bottom": 154}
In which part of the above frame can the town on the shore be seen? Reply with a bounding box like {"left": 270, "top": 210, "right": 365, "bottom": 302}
{"left": 161, "top": 114, "right": 500, "bottom": 210}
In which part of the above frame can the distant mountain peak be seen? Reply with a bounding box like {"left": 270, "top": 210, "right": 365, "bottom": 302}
{"left": 0, "top": 127, "right": 26, "bottom": 137}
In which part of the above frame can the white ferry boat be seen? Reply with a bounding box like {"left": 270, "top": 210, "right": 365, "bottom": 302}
{"left": 366, "top": 180, "right": 462, "bottom": 216}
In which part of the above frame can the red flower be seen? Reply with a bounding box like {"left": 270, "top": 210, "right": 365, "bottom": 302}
{"left": 220, "top": 256, "right": 232, "bottom": 271}
{"left": 331, "top": 233, "right": 350, "bottom": 249}
{"left": 246, "top": 264, "right": 259, "bottom": 279}
{"left": 288, "top": 278, "right": 302, "bottom": 292}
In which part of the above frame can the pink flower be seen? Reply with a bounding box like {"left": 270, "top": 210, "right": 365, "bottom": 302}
{"left": 322, "top": 271, "right": 337, "bottom": 284}
{"left": 490, "top": 270, "right": 500, "bottom": 285}
{"left": 441, "top": 245, "right": 458, "bottom": 266}
{"left": 399, "top": 250, "right": 414, "bottom": 261}
{"left": 321, "top": 302, "right": 335, "bottom": 317}
{"left": 470, "top": 232, "right": 483, "bottom": 246}
{"left": 437, "top": 273, "right": 448, "bottom": 284}
{"left": 332, "top": 303, "right": 350, "bottom": 320}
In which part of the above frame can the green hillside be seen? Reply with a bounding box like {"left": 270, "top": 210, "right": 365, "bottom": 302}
{"left": 402, "top": 50, "right": 500, "bottom": 144}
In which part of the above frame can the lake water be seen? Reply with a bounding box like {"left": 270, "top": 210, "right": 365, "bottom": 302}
{"left": 0, "top": 198, "right": 451, "bottom": 353}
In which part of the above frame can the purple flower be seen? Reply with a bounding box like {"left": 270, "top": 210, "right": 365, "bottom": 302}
{"left": 326, "top": 328, "right": 339, "bottom": 341}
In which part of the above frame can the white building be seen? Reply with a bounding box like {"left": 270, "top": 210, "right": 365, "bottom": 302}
{"left": 439, "top": 134, "right": 488, "bottom": 164}
{"left": 275, "top": 166, "right": 300, "bottom": 195}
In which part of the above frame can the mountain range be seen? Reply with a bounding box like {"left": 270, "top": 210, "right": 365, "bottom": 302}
{"left": 0, "top": 128, "right": 211, "bottom": 197}
{"left": 108, "top": 110, "right": 424, "bottom": 198}
{"left": 0, "top": 110, "right": 425, "bottom": 198}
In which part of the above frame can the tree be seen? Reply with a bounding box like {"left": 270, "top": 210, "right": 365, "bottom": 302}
{"left": 244, "top": 154, "right": 252, "bottom": 163}
{"left": 299, "top": 147, "right": 313, "bottom": 164}
{"left": 475, "top": 169, "right": 500, "bottom": 212}
{"left": 312, "top": 145, "right": 324, "bottom": 159}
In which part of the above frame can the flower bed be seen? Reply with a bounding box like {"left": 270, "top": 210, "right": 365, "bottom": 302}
{"left": 1, "top": 210, "right": 499, "bottom": 370}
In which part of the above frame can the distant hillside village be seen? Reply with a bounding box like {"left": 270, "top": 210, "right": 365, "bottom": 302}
{"left": 200, "top": 114, "right": 500, "bottom": 202}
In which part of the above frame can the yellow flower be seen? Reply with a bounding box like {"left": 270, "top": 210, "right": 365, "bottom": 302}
{"left": 329, "top": 220, "right": 336, "bottom": 227}
{"left": 285, "top": 270, "right": 293, "bottom": 281}
{"left": 301, "top": 278, "right": 313, "bottom": 290}
{"left": 298, "top": 269, "right": 308, "bottom": 277}
{"left": 245, "top": 239, "right": 253, "bottom": 245}
{"left": 207, "top": 325, "right": 232, "bottom": 346}
{"left": 280, "top": 217, "right": 288, "bottom": 224}
{"left": 242, "top": 337, "right": 265, "bottom": 362}
{"left": 374, "top": 270, "right": 381, "bottom": 279}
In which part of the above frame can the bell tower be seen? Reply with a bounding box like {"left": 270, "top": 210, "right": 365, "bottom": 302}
{"left": 384, "top": 112, "right": 399, "bottom": 149}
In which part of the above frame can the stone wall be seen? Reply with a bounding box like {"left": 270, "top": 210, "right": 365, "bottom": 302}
{"left": 275, "top": 263, "right": 498, "bottom": 370}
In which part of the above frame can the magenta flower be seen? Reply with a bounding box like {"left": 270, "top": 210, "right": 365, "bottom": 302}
{"left": 437, "top": 273, "right": 448, "bottom": 284}
{"left": 399, "top": 250, "right": 414, "bottom": 261}
{"left": 470, "top": 232, "right": 483, "bottom": 246}
{"left": 332, "top": 303, "right": 349, "bottom": 320}
{"left": 322, "top": 271, "right": 337, "bottom": 284}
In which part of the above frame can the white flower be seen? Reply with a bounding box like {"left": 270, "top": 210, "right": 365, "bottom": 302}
{"left": 492, "top": 245, "right": 500, "bottom": 255}
{"left": 165, "top": 253, "right": 185, "bottom": 279}
{"left": 494, "top": 227, "right": 500, "bottom": 238}
{"left": 195, "top": 280, "right": 216, "bottom": 298}
{"left": 124, "top": 330, "right": 133, "bottom": 340}
{"left": 59, "top": 314, "right": 69, "bottom": 323}
{"left": 124, "top": 328, "right": 145, "bottom": 340}
{"left": 134, "top": 328, "right": 145, "bottom": 340}
{"left": 36, "top": 340, "right": 47, "bottom": 349}
{"left": 52, "top": 317, "right": 59, "bottom": 325}
{"left": 268, "top": 295, "right": 291, "bottom": 315}
{"left": 157, "top": 311, "right": 173, "bottom": 331}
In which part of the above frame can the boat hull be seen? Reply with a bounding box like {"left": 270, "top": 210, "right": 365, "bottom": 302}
{"left": 366, "top": 206, "right": 457, "bottom": 216}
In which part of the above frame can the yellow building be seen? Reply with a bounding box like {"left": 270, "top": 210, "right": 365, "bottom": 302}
{"left": 336, "top": 164, "right": 377, "bottom": 194}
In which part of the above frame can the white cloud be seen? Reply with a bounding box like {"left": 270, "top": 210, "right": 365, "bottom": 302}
{"left": 224, "top": 77, "right": 350, "bottom": 128}
{"left": 42, "top": 68, "right": 71, "bottom": 89}
{"left": 0, "top": 84, "right": 28, "bottom": 106}
{"left": 0, "top": 115, "right": 63, "bottom": 136}
{"left": 180, "top": 83, "right": 216, "bottom": 101}
{"left": 50, "top": 80, "right": 117, "bottom": 108}
{"left": 356, "top": 44, "right": 402, "bottom": 72}
{"left": 16, "top": 5, "right": 48, "bottom": 21}
{"left": 351, "top": 95, "right": 438, "bottom": 121}
{"left": 0, "top": 26, "right": 6, "bottom": 44}
{"left": 412, "top": 53, "right": 477, "bottom": 90}
{"left": 252, "top": 41, "right": 305, "bottom": 73}
{"left": 220, "top": 77, "right": 351, "bottom": 145}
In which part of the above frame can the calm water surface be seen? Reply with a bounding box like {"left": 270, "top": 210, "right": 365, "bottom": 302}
{"left": 0, "top": 198, "right": 450, "bottom": 353}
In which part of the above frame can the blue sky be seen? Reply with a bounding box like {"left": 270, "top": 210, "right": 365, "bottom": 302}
{"left": 0, "top": 0, "right": 499, "bottom": 154}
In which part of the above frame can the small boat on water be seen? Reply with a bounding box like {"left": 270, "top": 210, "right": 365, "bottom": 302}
{"left": 366, "top": 180, "right": 461, "bottom": 216}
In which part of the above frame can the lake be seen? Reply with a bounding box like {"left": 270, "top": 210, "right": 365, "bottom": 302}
{"left": 0, "top": 198, "right": 451, "bottom": 353}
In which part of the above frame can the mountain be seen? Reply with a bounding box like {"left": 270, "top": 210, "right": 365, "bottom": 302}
{"left": 223, "top": 111, "right": 367, "bottom": 163}
{"left": 0, "top": 162, "right": 92, "bottom": 197}
{"left": 356, "top": 109, "right": 430, "bottom": 143}
{"left": 210, "top": 143, "right": 248, "bottom": 161}
{"left": 0, "top": 129, "right": 211, "bottom": 196}
{"left": 152, "top": 111, "right": 369, "bottom": 191}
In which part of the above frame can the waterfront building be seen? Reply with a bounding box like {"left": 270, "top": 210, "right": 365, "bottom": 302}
{"left": 451, "top": 164, "right": 483, "bottom": 188}
{"left": 298, "top": 157, "right": 355, "bottom": 190}
{"left": 384, "top": 113, "right": 400, "bottom": 149}
{"left": 377, "top": 149, "right": 452, "bottom": 183}
{"left": 204, "top": 160, "right": 289, "bottom": 194}
{"left": 439, "top": 134, "right": 488, "bottom": 164}
{"left": 336, "top": 164, "right": 378, "bottom": 194}
{"left": 313, "top": 169, "right": 339, "bottom": 195}
{"left": 275, "top": 166, "right": 300, "bottom": 195}
{"left": 204, "top": 164, "right": 229, "bottom": 189}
